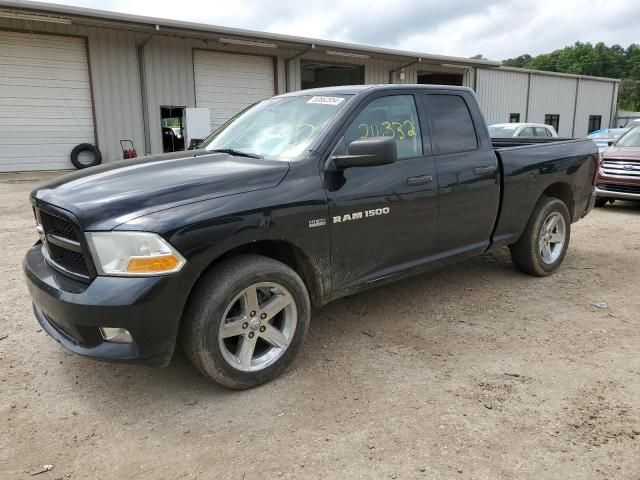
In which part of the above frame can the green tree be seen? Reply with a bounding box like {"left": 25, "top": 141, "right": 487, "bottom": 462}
{"left": 619, "top": 79, "right": 640, "bottom": 111}
{"left": 502, "top": 42, "right": 640, "bottom": 110}
{"left": 503, "top": 54, "right": 532, "bottom": 68}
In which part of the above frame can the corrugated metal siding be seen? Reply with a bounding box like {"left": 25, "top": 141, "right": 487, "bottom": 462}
{"left": 574, "top": 79, "right": 616, "bottom": 137}
{"left": 528, "top": 74, "right": 577, "bottom": 136}
{"left": 475, "top": 68, "right": 529, "bottom": 124}
{"left": 89, "top": 28, "right": 143, "bottom": 163}
{"left": 611, "top": 83, "right": 619, "bottom": 127}
{"left": 0, "top": 19, "right": 144, "bottom": 165}
{"left": 573, "top": 79, "right": 615, "bottom": 136}
{"left": 193, "top": 49, "right": 275, "bottom": 130}
{"left": 141, "top": 35, "right": 196, "bottom": 155}
{"left": 0, "top": 18, "right": 621, "bottom": 171}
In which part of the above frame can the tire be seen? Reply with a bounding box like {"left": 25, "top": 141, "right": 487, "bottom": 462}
{"left": 509, "top": 196, "right": 571, "bottom": 276}
{"left": 594, "top": 197, "right": 608, "bottom": 208}
{"left": 70, "top": 143, "right": 102, "bottom": 169}
{"left": 181, "top": 255, "right": 311, "bottom": 389}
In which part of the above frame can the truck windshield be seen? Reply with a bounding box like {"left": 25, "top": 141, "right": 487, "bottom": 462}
{"left": 200, "top": 94, "right": 352, "bottom": 161}
{"left": 617, "top": 126, "right": 640, "bottom": 147}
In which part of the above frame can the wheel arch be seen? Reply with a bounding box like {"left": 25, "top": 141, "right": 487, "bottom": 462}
{"left": 186, "top": 239, "right": 327, "bottom": 310}
{"left": 541, "top": 182, "right": 575, "bottom": 220}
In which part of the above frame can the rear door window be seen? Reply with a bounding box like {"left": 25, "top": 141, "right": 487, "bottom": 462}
{"left": 534, "top": 127, "right": 550, "bottom": 137}
{"left": 426, "top": 94, "right": 478, "bottom": 154}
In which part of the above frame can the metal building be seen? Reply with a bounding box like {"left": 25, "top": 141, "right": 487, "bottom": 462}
{"left": 0, "top": 0, "right": 620, "bottom": 171}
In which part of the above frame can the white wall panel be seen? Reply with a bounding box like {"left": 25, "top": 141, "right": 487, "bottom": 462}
{"left": 573, "top": 79, "right": 616, "bottom": 136}
{"left": 528, "top": 74, "right": 577, "bottom": 136}
{"left": 475, "top": 68, "right": 529, "bottom": 125}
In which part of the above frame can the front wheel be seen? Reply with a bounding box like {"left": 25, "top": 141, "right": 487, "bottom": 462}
{"left": 509, "top": 197, "right": 571, "bottom": 276}
{"left": 181, "top": 255, "right": 310, "bottom": 389}
{"left": 594, "top": 197, "right": 609, "bottom": 207}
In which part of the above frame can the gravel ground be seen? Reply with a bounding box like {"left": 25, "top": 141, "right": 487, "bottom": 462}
{"left": 1, "top": 172, "right": 639, "bottom": 480}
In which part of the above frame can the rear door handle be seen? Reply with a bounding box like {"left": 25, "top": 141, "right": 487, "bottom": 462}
{"left": 407, "top": 175, "right": 433, "bottom": 186}
{"left": 473, "top": 165, "right": 498, "bottom": 175}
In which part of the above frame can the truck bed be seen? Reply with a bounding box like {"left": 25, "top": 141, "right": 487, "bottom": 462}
{"left": 490, "top": 137, "right": 598, "bottom": 249}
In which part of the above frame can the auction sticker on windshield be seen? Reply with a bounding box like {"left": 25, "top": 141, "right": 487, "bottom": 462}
{"left": 307, "top": 96, "right": 345, "bottom": 106}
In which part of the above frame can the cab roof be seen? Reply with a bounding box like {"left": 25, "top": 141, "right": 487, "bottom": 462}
{"left": 278, "top": 84, "right": 474, "bottom": 98}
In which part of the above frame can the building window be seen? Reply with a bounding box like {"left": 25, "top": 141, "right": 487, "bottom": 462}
{"left": 588, "top": 115, "right": 602, "bottom": 133}
{"left": 545, "top": 114, "right": 560, "bottom": 133}
{"left": 509, "top": 113, "right": 520, "bottom": 123}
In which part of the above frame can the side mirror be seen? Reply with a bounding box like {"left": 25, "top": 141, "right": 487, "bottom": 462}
{"left": 607, "top": 140, "right": 616, "bottom": 147}
{"left": 326, "top": 136, "right": 397, "bottom": 172}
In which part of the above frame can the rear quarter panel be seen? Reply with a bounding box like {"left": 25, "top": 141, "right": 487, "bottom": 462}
{"left": 492, "top": 139, "right": 597, "bottom": 248}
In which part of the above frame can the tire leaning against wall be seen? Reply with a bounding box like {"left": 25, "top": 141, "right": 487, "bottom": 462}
{"left": 70, "top": 143, "right": 102, "bottom": 169}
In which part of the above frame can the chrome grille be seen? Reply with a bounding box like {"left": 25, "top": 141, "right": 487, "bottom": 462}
{"left": 34, "top": 207, "right": 93, "bottom": 280}
{"left": 601, "top": 159, "right": 640, "bottom": 179}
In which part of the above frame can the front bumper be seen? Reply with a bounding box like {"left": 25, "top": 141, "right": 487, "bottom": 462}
{"left": 595, "top": 186, "right": 640, "bottom": 201}
{"left": 23, "top": 244, "right": 190, "bottom": 367}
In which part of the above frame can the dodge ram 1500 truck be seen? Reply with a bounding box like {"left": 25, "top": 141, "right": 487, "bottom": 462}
{"left": 24, "top": 85, "right": 598, "bottom": 389}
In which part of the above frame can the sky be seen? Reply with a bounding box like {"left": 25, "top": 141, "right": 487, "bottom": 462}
{"left": 43, "top": 0, "right": 640, "bottom": 60}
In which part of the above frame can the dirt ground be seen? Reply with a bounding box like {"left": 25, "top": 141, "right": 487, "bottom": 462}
{"left": 0, "top": 172, "right": 639, "bottom": 480}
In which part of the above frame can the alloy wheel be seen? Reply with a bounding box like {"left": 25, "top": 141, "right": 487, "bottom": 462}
{"left": 539, "top": 212, "right": 566, "bottom": 264}
{"left": 218, "top": 282, "right": 297, "bottom": 372}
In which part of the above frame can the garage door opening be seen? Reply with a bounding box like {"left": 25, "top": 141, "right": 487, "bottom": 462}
{"left": 0, "top": 31, "right": 96, "bottom": 171}
{"left": 301, "top": 61, "right": 364, "bottom": 89}
{"left": 418, "top": 72, "right": 464, "bottom": 86}
{"left": 160, "top": 106, "right": 185, "bottom": 153}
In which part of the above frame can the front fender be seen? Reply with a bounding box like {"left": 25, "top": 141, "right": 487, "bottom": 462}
{"left": 116, "top": 176, "right": 331, "bottom": 304}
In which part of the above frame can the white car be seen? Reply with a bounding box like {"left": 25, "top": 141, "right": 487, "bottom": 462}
{"left": 488, "top": 123, "right": 559, "bottom": 138}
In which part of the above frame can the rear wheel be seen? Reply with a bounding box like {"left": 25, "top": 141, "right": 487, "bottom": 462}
{"left": 509, "top": 197, "right": 571, "bottom": 276}
{"left": 181, "top": 255, "right": 310, "bottom": 389}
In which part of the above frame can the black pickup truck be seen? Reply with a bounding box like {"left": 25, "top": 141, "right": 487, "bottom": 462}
{"left": 24, "top": 85, "right": 598, "bottom": 389}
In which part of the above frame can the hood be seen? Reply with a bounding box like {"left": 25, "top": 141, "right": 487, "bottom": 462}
{"left": 31, "top": 151, "right": 290, "bottom": 230}
{"left": 603, "top": 146, "right": 640, "bottom": 161}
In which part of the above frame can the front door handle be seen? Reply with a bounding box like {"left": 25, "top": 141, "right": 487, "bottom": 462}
{"left": 407, "top": 175, "right": 433, "bottom": 186}
{"left": 473, "top": 165, "right": 498, "bottom": 175}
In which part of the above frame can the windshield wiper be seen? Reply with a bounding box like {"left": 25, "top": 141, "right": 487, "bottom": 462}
{"left": 208, "top": 148, "right": 263, "bottom": 159}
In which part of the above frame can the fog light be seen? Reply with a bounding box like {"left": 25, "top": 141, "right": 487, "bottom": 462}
{"left": 99, "top": 327, "right": 133, "bottom": 344}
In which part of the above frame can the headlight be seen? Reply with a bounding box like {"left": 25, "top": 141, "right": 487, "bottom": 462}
{"left": 86, "top": 232, "right": 185, "bottom": 276}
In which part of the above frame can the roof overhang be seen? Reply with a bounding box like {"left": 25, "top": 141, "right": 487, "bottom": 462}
{"left": 496, "top": 65, "right": 621, "bottom": 83}
{"left": 0, "top": 0, "right": 502, "bottom": 67}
